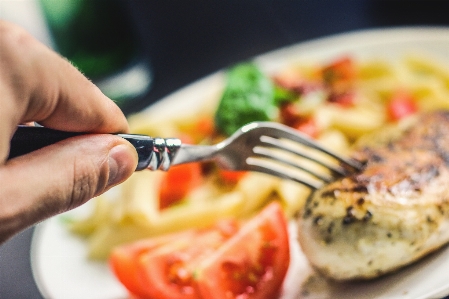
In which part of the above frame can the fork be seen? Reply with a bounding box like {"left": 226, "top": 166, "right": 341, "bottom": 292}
{"left": 9, "top": 122, "right": 362, "bottom": 189}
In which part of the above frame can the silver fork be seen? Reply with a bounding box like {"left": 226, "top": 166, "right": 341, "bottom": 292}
{"left": 170, "top": 122, "right": 362, "bottom": 189}
{"left": 10, "top": 122, "right": 362, "bottom": 189}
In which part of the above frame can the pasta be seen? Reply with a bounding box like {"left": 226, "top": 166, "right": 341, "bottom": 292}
{"left": 67, "top": 52, "right": 449, "bottom": 260}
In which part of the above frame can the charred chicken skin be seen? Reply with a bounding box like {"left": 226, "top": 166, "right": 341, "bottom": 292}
{"left": 297, "top": 111, "right": 449, "bottom": 280}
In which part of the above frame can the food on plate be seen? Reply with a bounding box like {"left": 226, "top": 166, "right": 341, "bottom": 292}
{"left": 298, "top": 111, "right": 449, "bottom": 280}
{"left": 110, "top": 202, "right": 290, "bottom": 299}
{"left": 215, "top": 63, "right": 279, "bottom": 136}
{"left": 66, "top": 50, "right": 449, "bottom": 290}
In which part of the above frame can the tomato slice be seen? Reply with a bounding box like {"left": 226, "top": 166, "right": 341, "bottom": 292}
{"left": 327, "top": 91, "right": 355, "bottom": 108}
{"left": 295, "top": 117, "right": 319, "bottom": 139}
{"left": 109, "top": 231, "right": 196, "bottom": 299}
{"left": 183, "top": 117, "right": 216, "bottom": 143}
{"left": 137, "top": 220, "right": 240, "bottom": 299}
{"left": 279, "top": 102, "right": 301, "bottom": 127}
{"left": 218, "top": 169, "right": 248, "bottom": 184}
{"left": 195, "top": 117, "right": 216, "bottom": 139}
{"left": 158, "top": 162, "right": 203, "bottom": 209}
{"left": 110, "top": 203, "right": 289, "bottom": 299}
{"left": 387, "top": 90, "right": 418, "bottom": 121}
{"left": 194, "top": 202, "right": 290, "bottom": 299}
{"left": 322, "top": 56, "right": 356, "bottom": 86}
{"left": 273, "top": 69, "right": 320, "bottom": 95}
{"left": 158, "top": 134, "right": 204, "bottom": 209}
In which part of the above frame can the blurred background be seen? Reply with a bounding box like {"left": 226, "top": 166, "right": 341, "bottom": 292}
{"left": 1, "top": 0, "right": 449, "bottom": 298}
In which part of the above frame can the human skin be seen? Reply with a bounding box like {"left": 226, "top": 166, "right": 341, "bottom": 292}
{"left": 0, "top": 21, "right": 138, "bottom": 243}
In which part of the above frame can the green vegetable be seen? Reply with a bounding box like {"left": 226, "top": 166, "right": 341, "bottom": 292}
{"left": 273, "top": 85, "right": 298, "bottom": 105}
{"left": 215, "top": 63, "right": 277, "bottom": 136}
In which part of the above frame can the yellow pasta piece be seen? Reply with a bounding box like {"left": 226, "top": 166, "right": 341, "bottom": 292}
{"left": 150, "top": 191, "right": 244, "bottom": 233}
{"left": 236, "top": 173, "right": 280, "bottom": 217}
{"left": 86, "top": 191, "right": 244, "bottom": 260}
{"left": 67, "top": 196, "right": 112, "bottom": 236}
{"left": 316, "top": 104, "right": 386, "bottom": 140}
{"left": 358, "top": 60, "right": 395, "bottom": 80}
{"left": 87, "top": 221, "right": 155, "bottom": 260}
{"left": 404, "top": 54, "right": 449, "bottom": 90}
{"left": 116, "top": 171, "right": 163, "bottom": 226}
{"left": 276, "top": 181, "right": 311, "bottom": 218}
{"left": 318, "top": 129, "right": 351, "bottom": 155}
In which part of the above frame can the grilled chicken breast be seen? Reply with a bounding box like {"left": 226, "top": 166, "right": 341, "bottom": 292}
{"left": 297, "top": 110, "right": 449, "bottom": 280}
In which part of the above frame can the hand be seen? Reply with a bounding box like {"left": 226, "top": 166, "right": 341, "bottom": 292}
{"left": 0, "top": 21, "right": 138, "bottom": 243}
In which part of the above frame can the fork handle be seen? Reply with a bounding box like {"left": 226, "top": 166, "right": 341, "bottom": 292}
{"left": 8, "top": 126, "right": 154, "bottom": 171}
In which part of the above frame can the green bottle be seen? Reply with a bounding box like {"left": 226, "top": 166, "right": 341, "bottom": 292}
{"left": 39, "top": 0, "right": 152, "bottom": 106}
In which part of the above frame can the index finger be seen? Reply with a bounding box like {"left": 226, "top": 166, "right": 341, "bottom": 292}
{"left": 0, "top": 21, "right": 129, "bottom": 158}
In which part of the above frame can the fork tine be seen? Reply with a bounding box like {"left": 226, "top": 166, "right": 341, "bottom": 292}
{"left": 258, "top": 135, "right": 348, "bottom": 176}
{"left": 252, "top": 146, "right": 335, "bottom": 183}
{"left": 245, "top": 158, "right": 324, "bottom": 189}
{"left": 256, "top": 123, "right": 363, "bottom": 170}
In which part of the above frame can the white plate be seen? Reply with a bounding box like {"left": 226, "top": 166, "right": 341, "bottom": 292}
{"left": 31, "top": 27, "right": 449, "bottom": 299}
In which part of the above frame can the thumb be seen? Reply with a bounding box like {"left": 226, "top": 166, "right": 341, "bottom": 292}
{"left": 0, "top": 135, "right": 137, "bottom": 243}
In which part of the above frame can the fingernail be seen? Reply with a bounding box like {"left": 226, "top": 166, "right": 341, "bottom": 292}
{"left": 107, "top": 144, "right": 134, "bottom": 187}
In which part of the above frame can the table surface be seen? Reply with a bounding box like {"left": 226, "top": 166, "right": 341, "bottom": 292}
{"left": 1, "top": 1, "right": 449, "bottom": 298}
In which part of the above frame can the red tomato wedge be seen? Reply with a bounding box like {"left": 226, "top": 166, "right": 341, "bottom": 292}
{"left": 195, "top": 117, "right": 216, "bottom": 139}
{"left": 109, "top": 202, "right": 290, "bottom": 299}
{"left": 109, "top": 231, "right": 196, "bottom": 298}
{"left": 158, "top": 134, "right": 204, "bottom": 209}
{"left": 158, "top": 162, "right": 203, "bottom": 209}
{"left": 387, "top": 90, "right": 418, "bottom": 121}
{"left": 194, "top": 202, "right": 290, "bottom": 299}
{"left": 183, "top": 117, "right": 216, "bottom": 143}
{"left": 295, "top": 117, "right": 319, "bottom": 139}
{"left": 138, "top": 220, "right": 240, "bottom": 299}
{"left": 322, "top": 56, "right": 357, "bottom": 86}
{"left": 327, "top": 91, "right": 355, "bottom": 108}
{"left": 218, "top": 169, "right": 248, "bottom": 184}
{"left": 279, "top": 102, "right": 301, "bottom": 127}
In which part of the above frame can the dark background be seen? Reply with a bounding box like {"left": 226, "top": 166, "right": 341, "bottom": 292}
{"left": 1, "top": 1, "right": 449, "bottom": 298}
